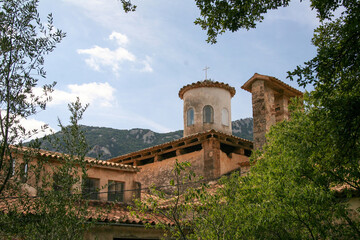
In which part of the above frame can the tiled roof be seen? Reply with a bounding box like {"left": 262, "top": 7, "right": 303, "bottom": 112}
{"left": 0, "top": 198, "right": 172, "bottom": 226}
{"left": 87, "top": 201, "right": 173, "bottom": 225}
{"left": 241, "top": 73, "right": 303, "bottom": 97}
{"left": 179, "top": 80, "right": 236, "bottom": 99}
{"left": 13, "top": 147, "right": 139, "bottom": 172}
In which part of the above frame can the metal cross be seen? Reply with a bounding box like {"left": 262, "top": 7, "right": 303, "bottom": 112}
{"left": 203, "top": 66, "right": 210, "bottom": 80}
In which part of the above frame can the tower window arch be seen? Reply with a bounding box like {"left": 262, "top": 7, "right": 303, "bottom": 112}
{"left": 222, "top": 108, "right": 229, "bottom": 126}
{"left": 203, "top": 105, "right": 214, "bottom": 123}
{"left": 187, "top": 108, "right": 194, "bottom": 126}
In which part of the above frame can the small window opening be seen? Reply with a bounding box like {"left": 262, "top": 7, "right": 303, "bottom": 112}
{"left": 11, "top": 159, "right": 16, "bottom": 176}
{"left": 20, "top": 163, "right": 28, "bottom": 183}
{"left": 222, "top": 108, "right": 229, "bottom": 126}
{"left": 187, "top": 108, "right": 194, "bottom": 126}
{"left": 244, "top": 149, "right": 252, "bottom": 157}
{"left": 203, "top": 105, "right": 214, "bottom": 123}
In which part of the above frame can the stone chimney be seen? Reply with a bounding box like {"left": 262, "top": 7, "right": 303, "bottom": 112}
{"left": 179, "top": 80, "right": 236, "bottom": 137}
{"left": 241, "top": 73, "right": 303, "bottom": 150}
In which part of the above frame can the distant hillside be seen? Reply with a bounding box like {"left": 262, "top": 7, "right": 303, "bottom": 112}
{"left": 232, "top": 118, "right": 253, "bottom": 141}
{"left": 37, "top": 118, "right": 253, "bottom": 160}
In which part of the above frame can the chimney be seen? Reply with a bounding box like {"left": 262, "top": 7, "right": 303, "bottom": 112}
{"left": 241, "top": 73, "right": 303, "bottom": 150}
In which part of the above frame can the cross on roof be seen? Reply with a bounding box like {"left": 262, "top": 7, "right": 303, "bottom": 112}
{"left": 203, "top": 66, "right": 210, "bottom": 80}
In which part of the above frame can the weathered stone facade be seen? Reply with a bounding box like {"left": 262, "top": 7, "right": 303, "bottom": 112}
{"left": 241, "top": 73, "right": 303, "bottom": 149}
{"left": 108, "top": 130, "right": 253, "bottom": 190}
{"left": 179, "top": 80, "right": 235, "bottom": 137}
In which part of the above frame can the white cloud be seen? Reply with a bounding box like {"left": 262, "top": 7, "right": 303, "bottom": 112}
{"left": 77, "top": 32, "right": 153, "bottom": 75}
{"left": 35, "top": 82, "right": 116, "bottom": 107}
{"left": 109, "top": 31, "right": 129, "bottom": 46}
{"left": 0, "top": 109, "right": 55, "bottom": 141}
{"left": 77, "top": 45, "right": 136, "bottom": 73}
{"left": 19, "top": 118, "right": 55, "bottom": 140}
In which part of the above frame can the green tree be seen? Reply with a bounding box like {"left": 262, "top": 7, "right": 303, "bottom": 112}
{"left": 190, "top": 1, "right": 360, "bottom": 239}
{"left": 0, "top": 0, "right": 65, "bottom": 193}
{"left": 191, "top": 100, "right": 360, "bottom": 239}
{"left": 0, "top": 1, "right": 103, "bottom": 238}
{"left": 131, "top": 160, "right": 203, "bottom": 240}
{"left": 0, "top": 98, "right": 100, "bottom": 239}
{"left": 108, "top": 1, "right": 360, "bottom": 238}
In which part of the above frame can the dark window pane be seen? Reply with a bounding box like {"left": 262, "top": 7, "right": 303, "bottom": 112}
{"left": 187, "top": 108, "right": 194, "bottom": 126}
{"left": 203, "top": 105, "right": 214, "bottom": 123}
{"left": 108, "top": 180, "right": 124, "bottom": 202}
{"left": 82, "top": 178, "right": 100, "bottom": 200}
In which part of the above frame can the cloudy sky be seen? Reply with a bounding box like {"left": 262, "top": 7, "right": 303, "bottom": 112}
{"left": 28, "top": 0, "right": 318, "bottom": 137}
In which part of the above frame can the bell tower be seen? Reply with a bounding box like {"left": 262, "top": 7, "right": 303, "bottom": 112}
{"left": 179, "top": 80, "right": 236, "bottom": 137}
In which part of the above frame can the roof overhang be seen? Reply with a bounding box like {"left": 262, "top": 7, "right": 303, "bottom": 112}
{"left": 241, "top": 73, "right": 303, "bottom": 98}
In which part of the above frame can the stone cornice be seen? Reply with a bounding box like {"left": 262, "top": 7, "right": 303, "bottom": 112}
{"left": 179, "top": 80, "right": 236, "bottom": 99}
{"left": 241, "top": 73, "right": 303, "bottom": 97}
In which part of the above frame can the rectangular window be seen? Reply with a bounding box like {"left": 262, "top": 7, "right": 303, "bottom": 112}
{"left": 20, "top": 163, "right": 28, "bottom": 183}
{"left": 82, "top": 178, "right": 100, "bottom": 200}
{"left": 108, "top": 181, "right": 125, "bottom": 202}
{"left": 11, "top": 158, "right": 16, "bottom": 176}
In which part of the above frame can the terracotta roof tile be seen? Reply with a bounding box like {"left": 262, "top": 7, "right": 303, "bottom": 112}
{"left": 13, "top": 147, "right": 139, "bottom": 172}
{"left": 179, "top": 80, "right": 236, "bottom": 99}
{"left": 241, "top": 73, "right": 303, "bottom": 97}
{"left": 0, "top": 198, "right": 172, "bottom": 225}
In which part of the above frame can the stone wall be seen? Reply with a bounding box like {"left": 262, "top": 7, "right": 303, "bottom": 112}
{"left": 219, "top": 150, "right": 249, "bottom": 176}
{"left": 183, "top": 87, "right": 232, "bottom": 136}
{"left": 135, "top": 150, "right": 204, "bottom": 191}
{"left": 251, "top": 80, "right": 275, "bottom": 149}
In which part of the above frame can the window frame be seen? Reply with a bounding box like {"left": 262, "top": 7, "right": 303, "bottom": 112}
{"left": 20, "top": 163, "right": 28, "bottom": 183}
{"left": 82, "top": 177, "right": 100, "bottom": 200}
{"left": 203, "top": 105, "right": 214, "bottom": 123}
{"left": 108, "top": 180, "right": 125, "bottom": 202}
{"left": 187, "top": 107, "right": 195, "bottom": 126}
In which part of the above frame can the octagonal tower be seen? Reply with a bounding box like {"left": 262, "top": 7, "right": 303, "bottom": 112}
{"left": 179, "top": 80, "right": 236, "bottom": 137}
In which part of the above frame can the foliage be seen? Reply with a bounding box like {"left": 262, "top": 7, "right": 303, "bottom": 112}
{"left": 0, "top": 1, "right": 100, "bottom": 237}
{"left": 191, "top": 99, "right": 360, "bottom": 239}
{"left": 118, "top": 0, "right": 136, "bottom": 12}
{"left": 0, "top": 0, "right": 65, "bottom": 194}
{"left": 126, "top": 1, "right": 360, "bottom": 239}
{"left": 131, "top": 160, "right": 205, "bottom": 240}
{"left": 0, "top": 98, "right": 97, "bottom": 239}
{"left": 188, "top": 1, "right": 360, "bottom": 239}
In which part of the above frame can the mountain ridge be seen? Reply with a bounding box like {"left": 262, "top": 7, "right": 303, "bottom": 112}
{"left": 37, "top": 118, "right": 253, "bottom": 160}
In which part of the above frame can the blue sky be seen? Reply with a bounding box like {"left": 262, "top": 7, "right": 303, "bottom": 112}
{"left": 25, "top": 0, "right": 319, "bottom": 137}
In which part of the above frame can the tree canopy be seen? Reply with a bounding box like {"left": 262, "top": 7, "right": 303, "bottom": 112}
{"left": 128, "top": 0, "right": 360, "bottom": 239}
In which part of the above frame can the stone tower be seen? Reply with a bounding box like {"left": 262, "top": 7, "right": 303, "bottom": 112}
{"left": 179, "top": 80, "right": 236, "bottom": 137}
{"left": 241, "top": 73, "right": 303, "bottom": 149}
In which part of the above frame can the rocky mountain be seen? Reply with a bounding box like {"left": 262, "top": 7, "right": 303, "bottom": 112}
{"left": 232, "top": 118, "right": 253, "bottom": 141}
{"left": 37, "top": 118, "right": 253, "bottom": 160}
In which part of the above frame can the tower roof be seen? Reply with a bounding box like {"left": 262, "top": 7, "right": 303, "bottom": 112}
{"left": 179, "top": 80, "right": 236, "bottom": 99}
{"left": 241, "top": 73, "right": 303, "bottom": 97}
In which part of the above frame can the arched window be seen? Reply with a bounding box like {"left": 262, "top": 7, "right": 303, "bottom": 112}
{"left": 203, "top": 105, "right": 214, "bottom": 123}
{"left": 222, "top": 108, "right": 229, "bottom": 126}
{"left": 187, "top": 108, "right": 194, "bottom": 126}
